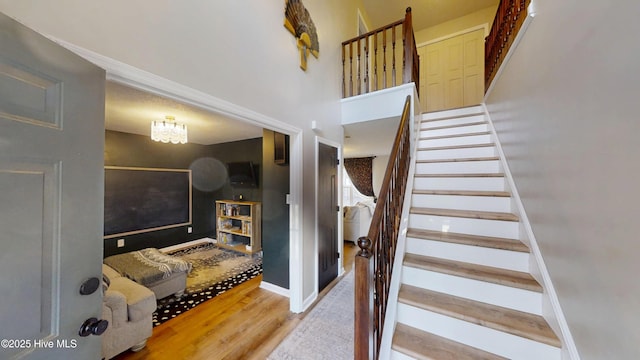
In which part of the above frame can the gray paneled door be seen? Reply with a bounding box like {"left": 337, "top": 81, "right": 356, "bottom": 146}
{"left": 0, "top": 12, "right": 105, "bottom": 359}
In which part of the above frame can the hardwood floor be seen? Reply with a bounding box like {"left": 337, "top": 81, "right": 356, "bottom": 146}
{"left": 114, "top": 241, "right": 359, "bottom": 360}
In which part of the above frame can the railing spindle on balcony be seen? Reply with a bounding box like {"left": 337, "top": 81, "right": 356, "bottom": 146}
{"left": 485, "top": 0, "right": 531, "bottom": 90}
{"left": 364, "top": 37, "right": 370, "bottom": 94}
{"left": 382, "top": 30, "right": 387, "bottom": 89}
{"left": 357, "top": 38, "right": 362, "bottom": 95}
{"left": 342, "top": 45, "right": 346, "bottom": 98}
{"left": 349, "top": 42, "right": 354, "bottom": 97}
{"left": 355, "top": 95, "right": 412, "bottom": 360}
{"left": 391, "top": 25, "right": 397, "bottom": 87}
{"left": 342, "top": 8, "right": 418, "bottom": 98}
{"left": 373, "top": 32, "right": 378, "bottom": 92}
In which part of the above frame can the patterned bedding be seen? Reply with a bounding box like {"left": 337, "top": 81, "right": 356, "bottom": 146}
{"left": 104, "top": 248, "right": 192, "bottom": 285}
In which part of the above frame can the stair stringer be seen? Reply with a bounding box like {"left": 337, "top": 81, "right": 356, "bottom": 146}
{"left": 377, "top": 133, "right": 420, "bottom": 360}
{"left": 481, "top": 104, "right": 580, "bottom": 360}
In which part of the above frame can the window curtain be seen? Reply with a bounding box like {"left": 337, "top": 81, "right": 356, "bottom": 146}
{"left": 344, "top": 157, "right": 376, "bottom": 200}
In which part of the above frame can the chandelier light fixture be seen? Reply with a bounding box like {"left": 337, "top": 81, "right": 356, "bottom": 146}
{"left": 151, "top": 115, "right": 188, "bottom": 144}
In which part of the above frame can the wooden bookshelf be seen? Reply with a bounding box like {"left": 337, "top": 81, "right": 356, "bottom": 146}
{"left": 215, "top": 200, "right": 261, "bottom": 255}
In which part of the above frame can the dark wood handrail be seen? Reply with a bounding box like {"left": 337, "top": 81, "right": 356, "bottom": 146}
{"left": 342, "top": 8, "right": 419, "bottom": 98}
{"left": 341, "top": 19, "right": 404, "bottom": 46}
{"left": 485, "top": 0, "right": 531, "bottom": 90}
{"left": 355, "top": 95, "right": 412, "bottom": 359}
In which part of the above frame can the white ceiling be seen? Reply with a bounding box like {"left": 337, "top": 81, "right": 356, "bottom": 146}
{"left": 361, "top": 0, "right": 499, "bottom": 32}
{"left": 343, "top": 117, "right": 400, "bottom": 158}
{"left": 105, "top": 81, "right": 263, "bottom": 145}
{"left": 104, "top": 1, "right": 497, "bottom": 155}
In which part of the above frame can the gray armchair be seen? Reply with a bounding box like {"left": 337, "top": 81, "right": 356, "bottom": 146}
{"left": 101, "top": 264, "right": 156, "bottom": 359}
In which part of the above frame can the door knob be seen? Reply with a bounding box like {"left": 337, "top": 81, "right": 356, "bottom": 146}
{"left": 79, "top": 277, "right": 101, "bottom": 295}
{"left": 78, "top": 317, "right": 109, "bottom": 337}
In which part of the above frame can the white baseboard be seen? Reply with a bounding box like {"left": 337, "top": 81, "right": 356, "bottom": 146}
{"left": 260, "top": 281, "right": 290, "bottom": 298}
{"left": 160, "top": 237, "right": 215, "bottom": 253}
{"left": 301, "top": 291, "right": 318, "bottom": 313}
{"left": 482, "top": 104, "right": 580, "bottom": 360}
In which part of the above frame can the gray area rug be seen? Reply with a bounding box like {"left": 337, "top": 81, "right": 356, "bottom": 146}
{"left": 268, "top": 271, "right": 354, "bottom": 360}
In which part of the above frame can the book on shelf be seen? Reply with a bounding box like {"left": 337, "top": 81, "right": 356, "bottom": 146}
{"left": 242, "top": 221, "right": 252, "bottom": 234}
{"left": 219, "top": 218, "right": 233, "bottom": 230}
{"left": 218, "top": 202, "right": 240, "bottom": 216}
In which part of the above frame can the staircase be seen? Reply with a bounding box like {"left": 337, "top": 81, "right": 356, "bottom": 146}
{"left": 389, "top": 106, "right": 562, "bottom": 359}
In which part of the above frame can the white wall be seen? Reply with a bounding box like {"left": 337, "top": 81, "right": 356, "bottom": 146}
{"left": 0, "top": 0, "right": 369, "bottom": 307}
{"left": 372, "top": 155, "right": 389, "bottom": 196}
{"left": 485, "top": 1, "right": 640, "bottom": 359}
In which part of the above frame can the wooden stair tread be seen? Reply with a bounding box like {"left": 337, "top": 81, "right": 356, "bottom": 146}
{"left": 406, "top": 228, "right": 529, "bottom": 253}
{"left": 420, "top": 131, "right": 491, "bottom": 141}
{"left": 421, "top": 121, "right": 486, "bottom": 131}
{"left": 411, "top": 207, "right": 519, "bottom": 222}
{"left": 399, "top": 285, "right": 561, "bottom": 347}
{"left": 393, "top": 323, "right": 507, "bottom": 360}
{"left": 413, "top": 189, "right": 511, "bottom": 197}
{"left": 418, "top": 143, "right": 494, "bottom": 151}
{"left": 404, "top": 253, "right": 542, "bottom": 292}
{"left": 417, "top": 156, "right": 500, "bottom": 163}
{"left": 415, "top": 173, "right": 504, "bottom": 178}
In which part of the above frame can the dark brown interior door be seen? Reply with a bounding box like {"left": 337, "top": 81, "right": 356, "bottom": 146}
{"left": 318, "top": 142, "right": 338, "bottom": 292}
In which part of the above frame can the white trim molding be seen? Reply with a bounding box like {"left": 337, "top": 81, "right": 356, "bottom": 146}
{"left": 417, "top": 23, "right": 490, "bottom": 48}
{"left": 260, "top": 281, "right": 290, "bottom": 298}
{"left": 49, "top": 37, "right": 307, "bottom": 314}
{"left": 357, "top": 8, "right": 369, "bottom": 36}
{"left": 160, "top": 237, "right": 214, "bottom": 253}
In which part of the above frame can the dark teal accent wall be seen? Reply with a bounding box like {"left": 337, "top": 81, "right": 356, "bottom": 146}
{"left": 261, "top": 130, "right": 290, "bottom": 289}
{"left": 103, "top": 130, "right": 262, "bottom": 257}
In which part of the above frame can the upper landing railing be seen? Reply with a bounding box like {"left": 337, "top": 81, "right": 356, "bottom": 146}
{"left": 485, "top": 0, "right": 531, "bottom": 90}
{"left": 342, "top": 8, "right": 419, "bottom": 98}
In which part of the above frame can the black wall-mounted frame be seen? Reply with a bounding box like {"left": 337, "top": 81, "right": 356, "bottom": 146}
{"left": 103, "top": 166, "right": 192, "bottom": 239}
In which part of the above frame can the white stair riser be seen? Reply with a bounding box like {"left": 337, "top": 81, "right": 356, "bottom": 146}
{"left": 408, "top": 214, "right": 519, "bottom": 239}
{"left": 414, "top": 177, "right": 505, "bottom": 192}
{"left": 420, "top": 124, "right": 488, "bottom": 138}
{"left": 416, "top": 147, "right": 496, "bottom": 160}
{"left": 401, "top": 266, "right": 542, "bottom": 315}
{"left": 411, "top": 193, "right": 511, "bottom": 213}
{"left": 396, "top": 304, "right": 562, "bottom": 360}
{"left": 422, "top": 106, "right": 483, "bottom": 121}
{"left": 421, "top": 114, "right": 486, "bottom": 129}
{"left": 390, "top": 350, "right": 414, "bottom": 360}
{"left": 419, "top": 134, "right": 492, "bottom": 148}
{"left": 405, "top": 237, "right": 528, "bottom": 272}
{"left": 416, "top": 160, "right": 501, "bottom": 175}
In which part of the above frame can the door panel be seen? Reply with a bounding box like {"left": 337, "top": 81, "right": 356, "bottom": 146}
{"left": 417, "top": 46, "right": 426, "bottom": 110}
{"left": 463, "top": 29, "right": 485, "bottom": 106}
{"left": 318, "top": 143, "right": 338, "bottom": 292}
{"left": 424, "top": 43, "right": 444, "bottom": 112}
{"left": 444, "top": 36, "right": 464, "bottom": 109}
{"left": 420, "top": 28, "right": 485, "bottom": 112}
{"left": 0, "top": 12, "right": 105, "bottom": 359}
{"left": 0, "top": 164, "right": 54, "bottom": 343}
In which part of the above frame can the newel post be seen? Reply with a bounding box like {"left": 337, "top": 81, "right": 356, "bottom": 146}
{"left": 355, "top": 236, "right": 374, "bottom": 360}
{"left": 402, "top": 7, "right": 414, "bottom": 85}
